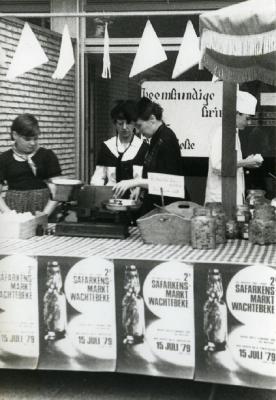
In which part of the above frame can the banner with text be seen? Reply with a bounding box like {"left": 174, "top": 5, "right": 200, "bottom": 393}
{"left": 37, "top": 255, "right": 116, "bottom": 371}
{"left": 194, "top": 263, "right": 276, "bottom": 390}
{"left": 141, "top": 81, "right": 222, "bottom": 157}
{"left": 0, "top": 255, "right": 39, "bottom": 369}
{"left": 115, "top": 259, "right": 195, "bottom": 379}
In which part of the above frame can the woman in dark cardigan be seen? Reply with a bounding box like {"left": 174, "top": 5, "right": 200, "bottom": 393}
{"left": 113, "top": 97, "right": 187, "bottom": 214}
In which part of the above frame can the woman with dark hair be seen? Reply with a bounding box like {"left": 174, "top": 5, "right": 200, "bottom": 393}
{"left": 90, "top": 100, "right": 148, "bottom": 198}
{"left": 113, "top": 97, "right": 185, "bottom": 214}
{"left": 0, "top": 113, "right": 61, "bottom": 215}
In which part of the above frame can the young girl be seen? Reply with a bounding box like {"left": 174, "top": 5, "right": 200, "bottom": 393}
{"left": 0, "top": 113, "right": 61, "bottom": 216}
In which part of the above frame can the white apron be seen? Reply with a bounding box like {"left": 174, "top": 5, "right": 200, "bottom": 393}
{"left": 205, "top": 129, "right": 245, "bottom": 205}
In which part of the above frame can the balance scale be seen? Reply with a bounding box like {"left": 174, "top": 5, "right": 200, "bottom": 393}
{"left": 54, "top": 185, "right": 140, "bottom": 239}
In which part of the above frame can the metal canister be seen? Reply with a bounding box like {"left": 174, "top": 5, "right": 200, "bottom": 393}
{"left": 191, "top": 207, "right": 216, "bottom": 250}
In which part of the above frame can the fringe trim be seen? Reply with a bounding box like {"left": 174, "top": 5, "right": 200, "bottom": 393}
{"left": 201, "top": 28, "right": 276, "bottom": 56}
{"left": 201, "top": 52, "right": 276, "bottom": 86}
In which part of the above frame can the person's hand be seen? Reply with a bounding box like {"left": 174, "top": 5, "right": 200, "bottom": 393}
{"left": 242, "top": 154, "right": 263, "bottom": 169}
{"left": 130, "top": 187, "right": 141, "bottom": 201}
{"left": 112, "top": 179, "right": 136, "bottom": 198}
{"left": 35, "top": 210, "right": 48, "bottom": 218}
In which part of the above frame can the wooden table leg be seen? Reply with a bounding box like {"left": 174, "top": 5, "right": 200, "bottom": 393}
{"left": 208, "top": 383, "right": 218, "bottom": 400}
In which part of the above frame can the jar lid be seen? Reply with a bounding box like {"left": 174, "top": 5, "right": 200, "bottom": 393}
{"left": 236, "top": 204, "right": 250, "bottom": 211}
{"left": 193, "top": 207, "right": 211, "bottom": 217}
{"left": 246, "top": 189, "right": 266, "bottom": 196}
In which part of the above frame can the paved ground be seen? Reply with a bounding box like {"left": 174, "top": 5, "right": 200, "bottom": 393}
{"left": 0, "top": 370, "right": 275, "bottom": 400}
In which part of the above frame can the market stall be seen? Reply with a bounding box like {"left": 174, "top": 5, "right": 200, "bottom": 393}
{"left": 0, "top": 0, "right": 275, "bottom": 396}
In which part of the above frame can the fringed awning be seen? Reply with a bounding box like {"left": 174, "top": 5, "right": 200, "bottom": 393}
{"left": 202, "top": 49, "right": 276, "bottom": 86}
{"left": 201, "top": 29, "right": 276, "bottom": 57}
{"left": 199, "top": 0, "right": 276, "bottom": 85}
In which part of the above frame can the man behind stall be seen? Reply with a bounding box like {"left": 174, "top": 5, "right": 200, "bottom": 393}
{"left": 205, "top": 91, "right": 263, "bottom": 205}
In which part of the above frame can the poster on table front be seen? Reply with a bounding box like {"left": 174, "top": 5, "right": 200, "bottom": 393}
{"left": 0, "top": 254, "right": 39, "bottom": 369}
{"left": 141, "top": 81, "right": 222, "bottom": 157}
{"left": 114, "top": 259, "right": 195, "bottom": 379}
{"left": 37, "top": 255, "right": 116, "bottom": 371}
{"left": 194, "top": 263, "right": 276, "bottom": 390}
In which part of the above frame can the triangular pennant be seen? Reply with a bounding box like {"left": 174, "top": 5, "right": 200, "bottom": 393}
{"left": 129, "top": 20, "right": 167, "bottom": 78}
{"left": 6, "top": 22, "right": 48, "bottom": 80}
{"left": 0, "top": 46, "right": 7, "bottom": 67}
{"left": 172, "top": 21, "right": 200, "bottom": 79}
{"left": 102, "top": 23, "right": 111, "bottom": 79}
{"left": 52, "top": 24, "right": 75, "bottom": 79}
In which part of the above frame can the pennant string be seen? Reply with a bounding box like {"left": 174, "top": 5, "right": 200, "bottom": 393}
{"left": 102, "top": 22, "right": 111, "bottom": 79}
{"left": 52, "top": 24, "right": 75, "bottom": 80}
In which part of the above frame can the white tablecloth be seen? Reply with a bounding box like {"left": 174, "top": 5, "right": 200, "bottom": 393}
{"left": 0, "top": 228, "right": 275, "bottom": 265}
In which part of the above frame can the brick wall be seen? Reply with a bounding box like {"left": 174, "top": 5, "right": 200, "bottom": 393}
{"left": 0, "top": 18, "right": 77, "bottom": 177}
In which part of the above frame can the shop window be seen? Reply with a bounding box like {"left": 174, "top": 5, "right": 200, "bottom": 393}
{"left": 86, "top": 15, "right": 199, "bottom": 38}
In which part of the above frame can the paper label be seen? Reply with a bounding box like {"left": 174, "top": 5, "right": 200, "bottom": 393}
{"left": 148, "top": 172, "right": 185, "bottom": 198}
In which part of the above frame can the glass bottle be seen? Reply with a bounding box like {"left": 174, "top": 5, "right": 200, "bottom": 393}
{"left": 203, "top": 268, "right": 227, "bottom": 352}
{"left": 43, "top": 261, "right": 67, "bottom": 341}
{"left": 122, "top": 265, "right": 145, "bottom": 345}
{"left": 191, "top": 207, "right": 216, "bottom": 249}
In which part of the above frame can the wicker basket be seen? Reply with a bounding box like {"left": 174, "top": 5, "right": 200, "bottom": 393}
{"left": 137, "top": 208, "right": 191, "bottom": 245}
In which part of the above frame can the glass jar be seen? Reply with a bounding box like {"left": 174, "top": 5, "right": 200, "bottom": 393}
{"left": 235, "top": 204, "right": 251, "bottom": 239}
{"left": 236, "top": 204, "right": 251, "bottom": 223}
{"left": 249, "top": 206, "right": 276, "bottom": 245}
{"left": 205, "top": 202, "right": 226, "bottom": 245}
{"left": 191, "top": 207, "right": 216, "bottom": 250}
{"left": 240, "top": 223, "right": 249, "bottom": 240}
{"left": 246, "top": 189, "right": 267, "bottom": 207}
{"left": 253, "top": 204, "right": 275, "bottom": 220}
{"left": 226, "top": 219, "right": 239, "bottom": 239}
{"left": 246, "top": 189, "right": 268, "bottom": 217}
{"left": 271, "top": 198, "right": 276, "bottom": 209}
{"left": 249, "top": 219, "right": 275, "bottom": 245}
{"left": 272, "top": 198, "right": 276, "bottom": 221}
